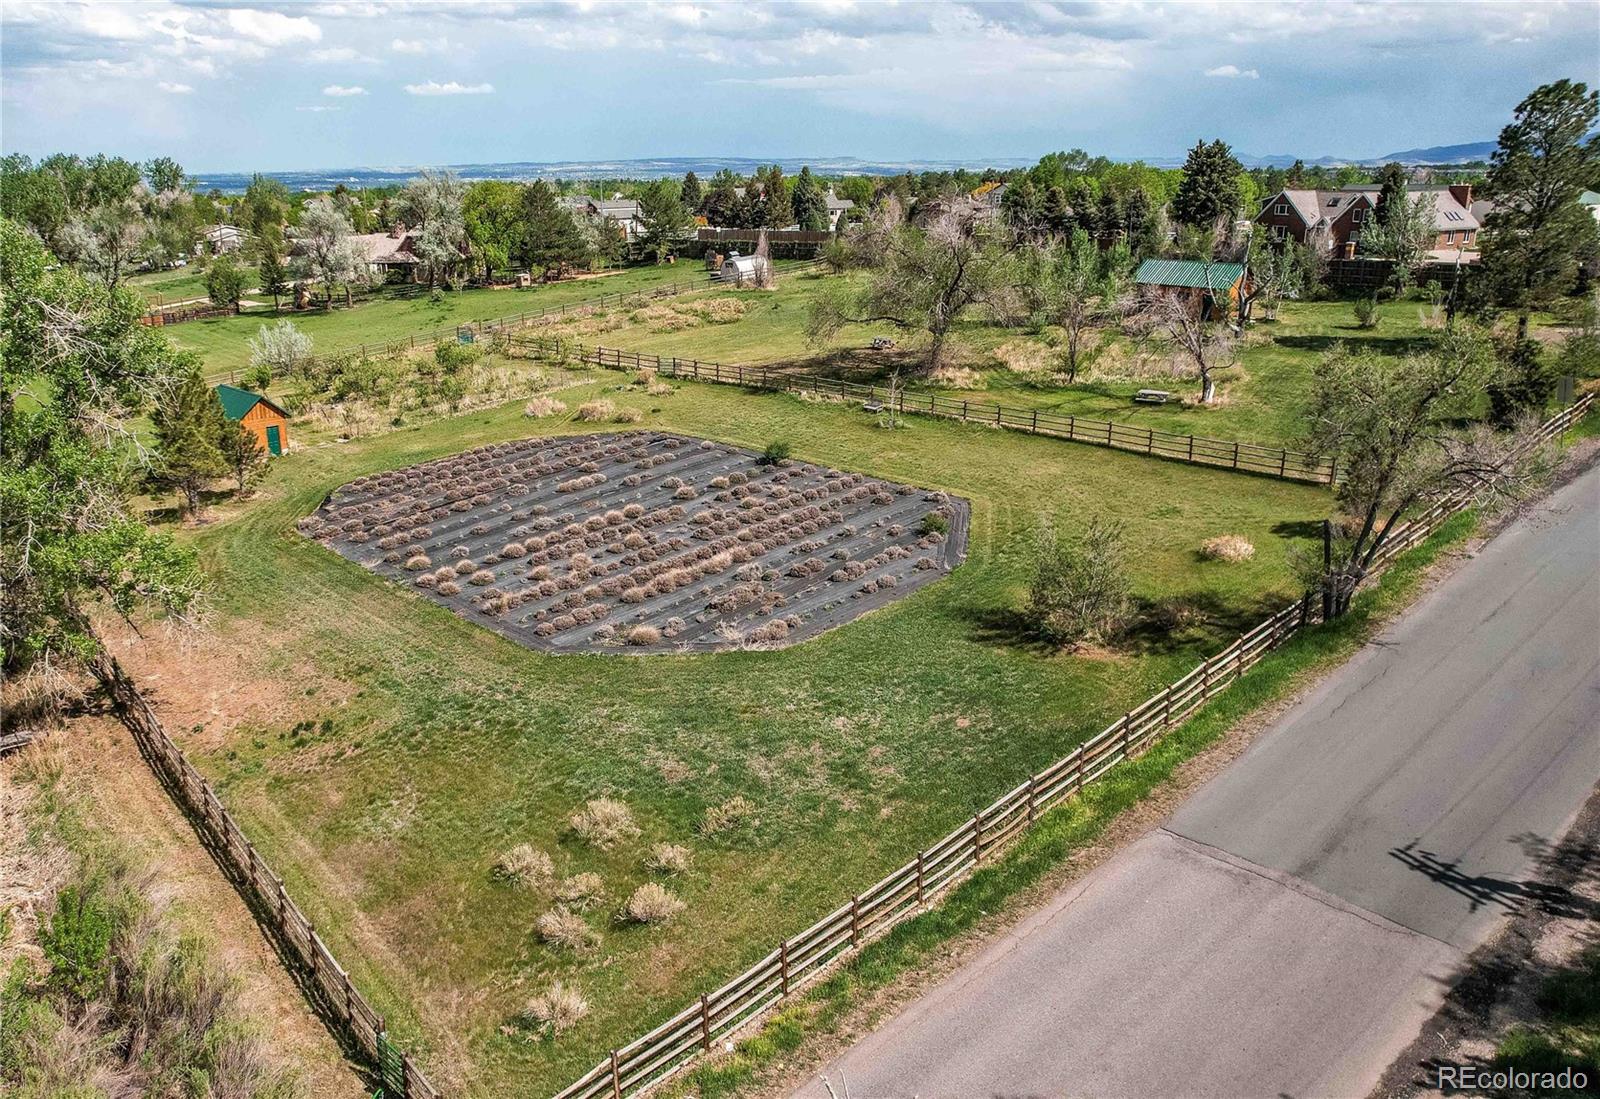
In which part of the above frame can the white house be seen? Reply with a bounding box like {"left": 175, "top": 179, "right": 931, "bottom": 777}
{"left": 201, "top": 224, "right": 246, "bottom": 255}
{"left": 824, "top": 190, "right": 855, "bottom": 231}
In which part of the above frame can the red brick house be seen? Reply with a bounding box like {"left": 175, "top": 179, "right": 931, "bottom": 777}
{"left": 1254, "top": 184, "right": 1480, "bottom": 260}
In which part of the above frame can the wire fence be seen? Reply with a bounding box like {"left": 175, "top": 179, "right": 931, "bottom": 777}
{"left": 552, "top": 392, "right": 1592, "bottom": 1099}
{"left": 513, "top": 336, "right": 1340, "bottom": 485}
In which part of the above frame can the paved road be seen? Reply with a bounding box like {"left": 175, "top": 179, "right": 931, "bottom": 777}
{"left": 797, "top": 464, "right": 1600, "bottom": 1099}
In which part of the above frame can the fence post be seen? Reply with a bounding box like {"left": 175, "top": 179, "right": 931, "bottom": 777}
{"left": 1068, "top": 415, "right": 1075, "bottom": 438}
{"left": 1026, "top": 775, "right": 1037, "bottom": 824}
{"left": 699, "top": 995, "right": 712, "bottom": 1051}
{"left": 780, "top": 938, "right": 790, "bottom": 997}
{"left": 915, "top": 851, "right": 926, "bottom": 904}
{"left": 1232, "top": 441, "right": 1240, "bottom": 468}
{"left": 1163, "top": 685, "right": 1173, "bottom": 727}
{"left": 850, "top": 895, "right": 861, "bottom": 948}
{"left": 1121, "top": 712, "right": 1132, "bottom": 756}
{"left": 1147, "top": 427, "right": 1155, "bottom": 453}
{"left": 972, "top": 814, "right": 983, "bottom": 863}
{"left": 1188, "top": 435, "right": 1195, "bottom": 461}
{"left": 402, "top": 1054, "right": 416, "bottom": 1099}
{"left": 1031, "top": 409, "right": 1038, "bottom": 433}
{"left": 610, "top": 1050, "right": 623, "bottom": 1099}
{"left": 1279, "top": 449, "right": 1288, "bottom": 477}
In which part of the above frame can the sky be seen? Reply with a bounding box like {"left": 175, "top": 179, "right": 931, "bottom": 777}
{"left": 2, "top": 0, "right": 1596, "bottom": 173}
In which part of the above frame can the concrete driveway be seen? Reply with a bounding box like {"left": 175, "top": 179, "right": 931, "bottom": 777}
{"left": 795, "top": 463, "right": 1600, "bottom": 1099}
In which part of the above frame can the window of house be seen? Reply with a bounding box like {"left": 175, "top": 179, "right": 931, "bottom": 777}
{"left": 1327, "top": 197, "right": 1342, "bottom": 207}
{"left": 1274, "top": 203, "right": 1288, "bottom": 216}
{"left": 1272, "top": 225, "right": 1287, "bottom": 240}
{"left": 1352, "top": 208, "right": 1364, "bottom": 222}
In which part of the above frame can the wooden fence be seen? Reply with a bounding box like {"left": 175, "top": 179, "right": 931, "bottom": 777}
{"left": 141, "top": 301, "right": 240, "bottom": 326}
{"left": 513, "top": 337, "right": 1339, "bottom": 485}
{"left": 216, "top": 260, "right": 822, "bottom": 386}
{"left": 89, "top": 653, "right": 441, "bottom": 1099}
{"left": 553, "top": 391, "right": 1593, "bottom": 1099}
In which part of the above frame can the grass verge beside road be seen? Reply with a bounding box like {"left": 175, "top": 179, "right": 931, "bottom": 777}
{"left": 673, "top": 509, "right": 1479, "bottom": 1098}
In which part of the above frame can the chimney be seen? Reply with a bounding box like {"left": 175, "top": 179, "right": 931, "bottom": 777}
{"left": 1448, "top": 183, "right": 1473, "bottom": 210}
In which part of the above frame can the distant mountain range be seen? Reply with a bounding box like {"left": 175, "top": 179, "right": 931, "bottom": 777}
{"left": 191, "top": 143, "right": 1503, "bottom": 193}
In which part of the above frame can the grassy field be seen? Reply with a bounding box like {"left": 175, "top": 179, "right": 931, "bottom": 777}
{"left": 138, "top": 377, "right": 1333, "bottom": 1096}
{"left": 128, "top": 262, "right": 260, "bottom": 306}
{"left": 173, "top": 262, "right": 723, "bottom": 377}
{"left": 515, "top": 271, "right": 1469, "bottom": 447}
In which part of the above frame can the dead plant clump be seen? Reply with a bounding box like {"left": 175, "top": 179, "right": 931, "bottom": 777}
{"left": 576, "top": 399, "right": 616, "bottom": 422}
{"left": 569, "top": 797, "right": 640, "bottom": 849}
{"left": 525, "top": 396, "right": 568, "bottom": 419}
{"left": 692, "top": 297, "right": 748, "bottom": 324}
{"left": 992, "top": 339, "right": 1051, "bottom": 375}
{"left": 646, "top": 381, "right": 675, "bottom": 397}
{"left": 1200, "top": 534, "right": 1256, "bottom": 563}
{"left": 633, "top": 366, "right": 657, "bottom": 385}
{"left": 645, "top": 843, "right": 692, "bottom": 875}
{"left": 613, "top": 407, "right": 646, "bottom": 424}
{"left": 493, "top": 843, "right": 554, "bottom": 886}
{"left": 699, "top": 794, "right": 756, "bottom": 837}
{"left": 625, "top": 625, "right": 661, "bottom": 646}
{"left": 536, "top": 906, "right": 599, "bottom": 952}
{"left": 555, "top": 872, "right": 606, "bottom": 910}
{"left": 928, "top": 365, "right": 986, "bottom": 390}
{"left": 624, "top": 882, "right": 686, "bottom": 925}
{"left": 525, "top": 980, "right": 590, "bottom": 1036}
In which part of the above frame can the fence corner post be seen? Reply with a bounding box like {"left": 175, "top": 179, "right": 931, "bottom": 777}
{"left": 610, "top": 1049, "right": 623, "bottom": 1099}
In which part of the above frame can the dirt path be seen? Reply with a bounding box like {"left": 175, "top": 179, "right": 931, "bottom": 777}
{"left": 50, "top": 713, "right": 368, "bottom": 1098}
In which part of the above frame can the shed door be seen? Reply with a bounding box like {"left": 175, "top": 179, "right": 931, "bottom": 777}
{"left": 266, "top": 424, "right": 282, "bottom": 456}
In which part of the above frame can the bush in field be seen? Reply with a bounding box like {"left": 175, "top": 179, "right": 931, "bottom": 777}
{"left": 493, "top": 844, "right": 554, "bottom": 886}
{"left": 624, "top": 882, "right": 685, "bottom": 925}
{"left": 576, "top": 399, "right": 615, "bottom": 422}
{"left": 626, "top": 625, "right": 661, "bottom": 646}
{"left": 435, "top": 341, "right": 482, "bottom": 374}
{"left": 919, "top": 512, "right": 949, "bottom": 536}
{"left": 569, "top": 798, "right": 640, "bottom": 849}
{"left": 536, "top": 906, "right": 599, "bottom": 952}
{"left": 525, "top": 396, "right": 568, "bottom": 419}
{"left": 403, "top": 554, "right": 432, "bottom": 570}
{"left": 1025, "top": 516, "right": 1131, "bottom": 648}
{"left": 646, "top": 843, "right": 692, "bottom": 875}
{"left": 555, "top": 872, "right": 606, "bottom": 911}
{"left": 1352, "top": 295, "right": 1381, "bottom": 330}
{"left": 699, "top": 794, "right": 756, "bottom": 837}
{"left": 248, "top": 319, "right": 312, "bottom": 379}
{"left": 614, "top": 407, "right": 645, "bottom": 424}
{"left": 525, "top": 980, "right": 590, "bottom": 1036}
{"left": 1199, "top": 534, "right": 1256, "bottom": 563}
{"left": 760, "top": 439, "right": 791, "bottom": 465}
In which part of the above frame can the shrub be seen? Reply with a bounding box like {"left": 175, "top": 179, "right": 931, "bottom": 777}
{"left": 403, "top": 554, "right": 432, "bottom": 571}
{"left": 469, "top": 569, "right": 496, "bottom": 585}
{"left": 525, "top": 980, "right": 590, "bottom": 1036}
{"left": 1025, "top": 517, "right": 1131, "bottom": 647}
{"left": 437, "top": 580, "right": 462, "bottom": 596}
{"left": 1352, "top": 294, "right": 1381, "bottom": 329}
{"left": 493, "top": 844, "right": 554, "bottom": 886}
{"left": 614, "top": 407, "right": 645, "bottom": 424}
{"left": 40, "top": 886, "right": 113, "bottom": 1001}
{"left": 760, "top": 440, "right": 791, "bottom": 465}
{"left": 555, "top": 872, "right": 607, "bottom": 911}
{"left": 646, "top": 843, "right": 692, "bottom": 875}
{"left": 536, "top": 906, "right": 599, "bottom": 952}
{"left": 576, "top": 399, "right": 615, "bottom": 422}
{"left": 525, "top": 396, "right": 568, "bottom": 418}
{"left": 626, "top": 625, "right": 661, "bottom": 646}
{"left": 624, "top": 882, "right": 685, "bottom": 925}
{"left": 919, "top": 512, "right": 949, "bottom": 536}
{"left": 435, "top": 341, "right": 481, "bottom": 374}
{"left": 569, "top": 798, "right": 640, "bottom": 849}
{"left": 699, "top": 794, "right": 756, "bottom": 837}
{"left": 1199, "top": 534, "right": 1256, "bottom": 563}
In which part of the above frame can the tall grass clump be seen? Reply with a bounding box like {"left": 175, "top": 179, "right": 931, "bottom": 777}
{"left": 568, "top": 798, "right": 640, "bottom": 849}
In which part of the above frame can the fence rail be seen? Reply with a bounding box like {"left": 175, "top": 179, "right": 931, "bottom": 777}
{"left": 89, "top": 655, "right": 441, "bottom": 1099}
{"left": 553, "top": 391, "right": 1593, "bottom": 1099}
{"left": 215, "top": 261, "right": 822, "bottom": 385}
{"left": 513, "top": 336, "right": 1339, "bottom": 485}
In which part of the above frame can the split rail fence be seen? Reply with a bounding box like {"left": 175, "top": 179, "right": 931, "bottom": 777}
{"left": 92, "top": 655, "right": 441, "bottom": 1099}
{"left": 553, "top": 393, "right": 1592, "bottom": 1099}
{"left": 214, "top": 260, "right": 821, "bottom": 385}
{"left": 514, "top": 336, "right": 1339, "bottom": 485}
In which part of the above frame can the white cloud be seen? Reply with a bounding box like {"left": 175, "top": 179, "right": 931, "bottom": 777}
{"left": 404, "top": 79, "right": 494, "bottom": 96}
{"left": 157, "top": 80, "right": 193, "bottom": 94}
{"left": 296, "top": 104, "right": 341, "bottom": 112}
{"left": 226, "top": 9, "right": 322, "bottom": 46}
{"left": 391, "top": 36, "right": 453, "bottom": 54}
{"left": 1204, "top": 64, "right": 1260, "bottom": 78}
{"left": 310, "top": 46, "right": 377, "bottom": 63}
{"left": 322, "top": 84, "right": 367, "bottom": 96}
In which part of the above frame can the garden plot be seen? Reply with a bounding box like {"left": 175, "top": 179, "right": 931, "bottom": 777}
{"left": 302, "top": 431, "right": 968, "bottom": 652}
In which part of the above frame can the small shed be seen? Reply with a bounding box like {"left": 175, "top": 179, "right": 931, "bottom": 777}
{"left": 216, "top": 384, "right": 290, "bottom": 457}
{"left": 720, "top": 251, "right": 769, "bottom": 287}
{"left": 1134, "top": 259, "right": 1248, "bottom": 319}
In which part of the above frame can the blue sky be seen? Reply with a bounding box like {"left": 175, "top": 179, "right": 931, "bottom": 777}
{"left": 2, "top": 1, "right": 1595, "bottom": 172}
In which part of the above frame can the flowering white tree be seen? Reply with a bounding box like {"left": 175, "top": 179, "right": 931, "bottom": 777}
{"left": 290, "top": 197, "right": 357, "bottom": 304}
{"left": 247, "top": 320, "right": 313, "bottom": 380}
{"left": 396, "top": 170, "right": 469, "bottom": 287}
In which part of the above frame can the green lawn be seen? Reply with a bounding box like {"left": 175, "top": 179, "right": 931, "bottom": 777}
{"left": 175, "top": 262, "right": 722, "bottom": 378}
{"left": 166, "top": 377, "right": 1332, "bottom": 1096}
{"left": 129, "top": 263, "right": 259, "bottom": 306}
{"left": 517, "top": 274, "right": 1463, "bottom": 448}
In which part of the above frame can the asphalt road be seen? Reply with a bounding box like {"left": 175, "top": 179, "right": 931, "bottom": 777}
{"left": 796, "top": 463, "right": 1600, "bottom": 1099}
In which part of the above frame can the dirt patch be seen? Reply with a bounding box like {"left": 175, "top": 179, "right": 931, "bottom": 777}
{"left": 302, "top": 431, "right": 970, "bottom": 653}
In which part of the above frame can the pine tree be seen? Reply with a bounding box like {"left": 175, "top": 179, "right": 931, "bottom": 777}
{"left": 761, "top": 166, "right": 793, "bottom": 228}
{"left": 1172, "top": 139, "right": 1243, "bottom": 229}
{"left": 152, "top": 366, "right": 228, "bottom": 517}
{"left": 680, "top": 171, "right": 703, "bottom": 214}
{"left": 522, "top": 181, "right": 591, "bottom": 279}
{"left": 792, "top": 167, "right": 829, "bottom": 232}
{"left": 256, "top": 234, "right": 289, "bottom": 312}
{"left": 1043, "top": 186, "right": 1073, "bottom": 237}
{"left": 702, "top": 170, "right": 741, "bottom": 227}
{"left": 219, "top": 418, "right": 267, "bottom": 493}
{"left": 1286, "top": 159, "right": 1306, "bottom": 188}
{"left": 1374, "top": 162, "right": 1408, "bottom": 227}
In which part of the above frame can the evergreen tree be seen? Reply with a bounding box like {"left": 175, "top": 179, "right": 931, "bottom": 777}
{"left": 680, "top": 171, "right": 703, "bottom": 213}
{"left": 761, "top": 166, "right": 793, "bottom": 228}
{"left": 1374, "top": 162, "right": 1408, "bottom": 227}
{"left": 1001, "top": 178, "right": 1041, "bottom": 239}
{"left": 637, "top": 178, "right": 689, "bottom": 263}
{"left": 1286, "top": 159, "right": 1306, "bottom": 188}
{"left": 152, "top": 366, "right": 228, "bottom": 517}
{"left": 1043, "top": 185, "right": 1073, "bottom": 237}
{"left": 1122, "top": 186, "right": 1160, "bottom": 259}
{"left": 1172, "top": 139, "right": 1243, "bottom": 229}
{"left": 219, "top": 418, "right": 267, "bottom": 493}
{"left": 522, "top": 181, "right": 591, "bottom": 279}
{"left": 702, "top": 170, "right": 741, "bottom": 227}
{"left": 256, "top": 233, "right": 289, "bottom": 311}
{"left": 1481, "top": 79, "right": 1600, "bottom": 337}
{"left": 792, "top": 167, "right": 829, "bottom": 232}
{"left": 204, "top": 255, "right": 247, "bottom": 309}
